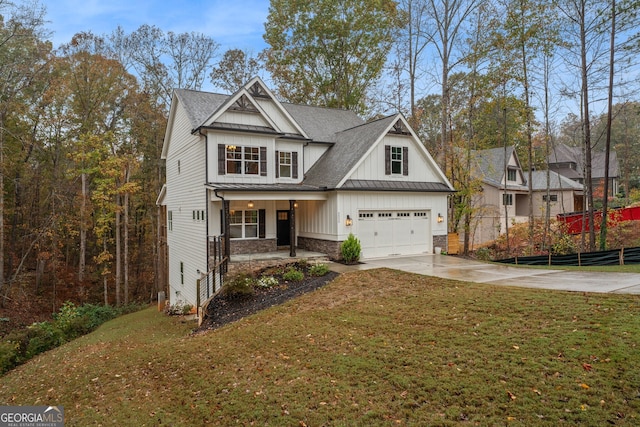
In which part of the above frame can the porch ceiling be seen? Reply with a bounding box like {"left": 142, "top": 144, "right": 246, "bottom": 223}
{"left": 207, "top": 184, "right": 328, "bottom": 201}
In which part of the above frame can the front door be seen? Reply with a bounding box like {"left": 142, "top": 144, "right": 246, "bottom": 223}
{"left": 276, "top": 210, "right": 290, "bottom": 246}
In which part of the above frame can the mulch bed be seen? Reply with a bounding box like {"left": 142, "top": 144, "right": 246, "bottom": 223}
{"left": 197, "top": 270, "right": 339, "bottom": 332}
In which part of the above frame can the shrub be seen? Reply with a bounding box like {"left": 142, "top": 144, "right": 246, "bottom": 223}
{"left": 341, "top": 233, "right": 361, "bottom": 264}
{"left": 25, "top": 322, "right": 64, "bottom": 360}
{"left": 282, "top": 266, "right": 304, "bottom": 282}
{"left": 165, "top": 301, "right": 194, "bottom": 316}
{"left": 309, "top": 263, "right": 330, "bottom": 277}
{"left": 257, "top": 275, "right": 279, "bottom": 288}
{"left": 75, "top": 304, "right": 120, "bottom": 330}
{"left": 0, "top": 341, "right": 18, "bottom": 375}
{"left": 222, "top": 273, "right": 256, "bottom": 297}
{"left": 475, "top": 247, "right": 491, "bottom": 261}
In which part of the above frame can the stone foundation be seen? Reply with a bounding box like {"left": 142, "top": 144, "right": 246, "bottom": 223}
{"left": 433, "top": 234, "right": 447, "bottom": 254}
{"left": 227, "top": 255, "right": 329, "bottom": 277}
{"left": 231, "top": 238, "right": 277, "bottom": 255}
{"left": 297, "top": 236, "right": 343, "bottom": 260}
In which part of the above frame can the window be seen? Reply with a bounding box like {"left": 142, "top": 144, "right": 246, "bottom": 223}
{"left": 168, "top": 211, "right": 173, "bottom": 231}
{"left": 507, "top": 169, "right": 517, "bottom": 182}
{"left": 229, "top": 210, "right": 258, "bottom": 239}
{"left": 385, "top": 145, "right": 408, "bottom": 176}
{"left": 391, "top": 146, "right": 403, "bottom": 174}
{"left": 279, "top": 152, "right": 292, "bottom": 178}
{"left": 244, "top": 147, "right": 259, "bottom": 174}
{"left": 543, "top": 194, "right": 558, "bottom": 202}
{"left": 502, "top": 194, "right": 513, "bottom": 206}
{"left": 219, "top": 145, "right": 266, "bottom": 176}
{"left": 177, "top": 160, "right": 181, "bottom": 174}
{"left": 180, "top": 261, "right": 184, "bottom": 285}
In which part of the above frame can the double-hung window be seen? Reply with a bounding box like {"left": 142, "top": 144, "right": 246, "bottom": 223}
{"left": 222, "top": 145, "right": 263, "bottom": 175}
{"left": 279, "top": 152, "right": 292, "bottom": 178}
{"left": 229, "top": 210, "right": 258, "bottom": 239}
{"left": 507, "top": 168, "right": 517, "bottom": 182}
{"left": 391, "top": 146, "right": 403, "bottom": 174}
{"left": 385, "top": 145, "right": 408, "bottom": 176}
{"left": 502, "top": 194, "right": 513, "bottom": 206}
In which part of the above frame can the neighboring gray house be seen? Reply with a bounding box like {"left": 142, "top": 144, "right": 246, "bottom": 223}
{"left": 157, "top": 77, "right": 454, "bottom": 307}
{"left": 464, "top": 147, "right": 584, "bottom": 247}
{"left": 548, "top": 143, "right": 619, "bottom": 197}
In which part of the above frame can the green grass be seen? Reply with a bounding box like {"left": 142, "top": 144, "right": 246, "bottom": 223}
{"left": 1, "top": 268, "right": 639, "bottom": 426}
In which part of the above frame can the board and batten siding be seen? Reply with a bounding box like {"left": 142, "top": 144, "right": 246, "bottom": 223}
{"left": 165, "top": 103, "right": 208, "bottom": 306}
{"left": 303, "top": 143, "right": 331, "bottom": 174}
{"left": 337, "top": 192, "right": 447, "bottom": 241}
{"left": 350, "top": 135, "right": 440, "bottom": 182}
{"left": 297, "top": 196, "right": 339, "bottom": 241}
{"left": 217, "top": 110, "right": 270, "bottom": 127}
{"left": 254, "top": 98, "right": 300, "bottom": 135}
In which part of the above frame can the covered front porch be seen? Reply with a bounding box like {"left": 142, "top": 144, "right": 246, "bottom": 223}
{"left": 206, "top": 185, "right": 332, "bottom": 267}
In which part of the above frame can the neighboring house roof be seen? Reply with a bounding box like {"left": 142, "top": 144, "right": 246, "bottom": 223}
{"left": 548, "top": 143, "right": 618, "bottom": 179}
{"left": 471, "top": 146, "right": 528, "bottom": 190}
{"left": 303, "top": 115, "right": 398, "bottom": 189}
{"left": 530, "top": 170, "right": 583, "bottom": 192}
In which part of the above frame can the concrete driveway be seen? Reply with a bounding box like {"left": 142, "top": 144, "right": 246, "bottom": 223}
{"left": 329, "top": 254, "right": 640, "bottom": 295}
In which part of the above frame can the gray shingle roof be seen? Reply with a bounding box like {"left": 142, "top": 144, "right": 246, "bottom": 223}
{"left": 174, "top": 89, "right": 229, "bottom": 131}
{"left": 548, "top": 143, "right": 618, "bottom": 179}
{"left": 530, "top": 170, "right": 583, "bottom": 191}
{"left": 302, "top": 115, "right": 398, "bottom": 189}
{"left": 281, "top": 102, "right": 364, "bottom": 142}
{"left": 471, "top": 146, "right": 526, "bottom": 188}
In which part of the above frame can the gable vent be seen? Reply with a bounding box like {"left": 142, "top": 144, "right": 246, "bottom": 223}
{"left": 249, "top": 82, "right": 271, "bottom": 99}
{"left": 389, "top": 120, "right": 410, "bottom": 135}
{"left": 229, "top": 94, "right": 259, "bottom": 112}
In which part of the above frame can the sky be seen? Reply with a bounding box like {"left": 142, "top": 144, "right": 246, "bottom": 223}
{"left": 44, "top": 0, "right": 271, "bottom": 53}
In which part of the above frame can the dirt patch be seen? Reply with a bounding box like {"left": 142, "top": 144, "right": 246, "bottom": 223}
{"left": 197, "top": 266, "right": 339, "bottom": 332}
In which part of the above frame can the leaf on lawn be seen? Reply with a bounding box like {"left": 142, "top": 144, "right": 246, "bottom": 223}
{"left": 507, "top": 391, "right": 517, "bottom": 401}
{"left": 532, "top": 388, "right": 542, "bottom": 395}
{"left": 580, "top": 383, "right": 590, "bottom": 389}
{"left": 582, "top": 363, "right": 593, "bottom": 371}
{"left": 512, "top": 345, "right": 520, "bottom": 350}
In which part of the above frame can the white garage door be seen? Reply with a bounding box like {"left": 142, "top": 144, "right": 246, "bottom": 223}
{"left": 358, "top": 211, "right": 430, "bottom": 258}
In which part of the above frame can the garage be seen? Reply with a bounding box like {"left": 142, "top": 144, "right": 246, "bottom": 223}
{"left": 357, "top": 210, "right": 431, "bottom": 258}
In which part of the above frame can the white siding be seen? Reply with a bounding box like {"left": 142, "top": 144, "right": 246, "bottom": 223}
{"left": 304, "top": 144, "right": 330, "bottom": 174}
{"left": 165, "top": 104, "right": 209, "bottom": 306}
{"left": 337, "top": 191, "right": 447, "bottom": 241}
{"left": 350, "top": 135, "right": 440, "bottom": 182}
{"left": 217, "top": 110, "right": 270, "bottom": 127}
{"left": 255, "top": 98, "right": 300, "bottom": 134}
{"left": 298, "top": 195, "right": 339, "bottom": 240}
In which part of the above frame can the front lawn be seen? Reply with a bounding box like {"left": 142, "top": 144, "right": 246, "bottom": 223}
{"left": 0, "top": 269, "right": 638, "bottom": 426}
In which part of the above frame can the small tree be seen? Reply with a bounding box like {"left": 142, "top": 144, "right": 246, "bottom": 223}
{"left": 340, "top": 233, "right": 362, "bottom": 264}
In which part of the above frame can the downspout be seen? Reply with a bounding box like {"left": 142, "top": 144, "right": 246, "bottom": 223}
{"left": 213, "top": 188, "right": 230, "bottom": 263}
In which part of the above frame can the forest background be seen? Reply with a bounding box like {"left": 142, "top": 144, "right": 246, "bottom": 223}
{"left": 0, "top": 0, "right": 638, "bottom": 326}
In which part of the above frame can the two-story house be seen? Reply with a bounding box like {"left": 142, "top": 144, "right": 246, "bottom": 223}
{"left": 156, "top": 78, "right": 454, "bottom": 307}
{"left": 465, "top": 146, "right": 583, "bottom": 247}
{"left": 548, "top": 143, "right": 619, "bottom": 198}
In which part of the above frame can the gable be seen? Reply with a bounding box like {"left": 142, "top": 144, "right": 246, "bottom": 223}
{"left": 303, "top": 114, "right": 453, "bottom": 191}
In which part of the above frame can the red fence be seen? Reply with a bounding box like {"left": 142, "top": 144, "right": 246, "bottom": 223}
{"left": 557, "top": 206, "right": 640, "bottom": 234}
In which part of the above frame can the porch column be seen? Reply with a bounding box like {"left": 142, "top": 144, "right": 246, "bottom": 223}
{"left": 223, "top": 199, "right": 231, "bottom": 260}
{"left": 289, "top": 200, "right": 296, "bottom": 257}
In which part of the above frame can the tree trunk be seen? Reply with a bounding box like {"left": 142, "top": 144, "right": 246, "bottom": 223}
{"left": 79, "top": 172, "right": 87, "bottom": 282}
{"left": 580, "top": 0, "right": 595, "bottom": 251}
{"left": 599, "top": 0, "right": 615, "bottom": 251}
{"left": 124, "top": 165, "right": 130, "bottom": 304}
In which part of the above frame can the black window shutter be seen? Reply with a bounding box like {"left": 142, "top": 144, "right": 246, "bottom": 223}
{"left": 384, "top": 145, "right": 391, "bottom": 175}
{"left": 258, "top": 209, "right": 266, "bottom": 238}
{"left": 403, "top": 146, "right": 409, "bottom": 176}
{"left": 260, "top": 147, "right": 267, "bottom": 176}
{"left": 292, "top": 152, "right": 299, "bottom": 179}
{"left": 218, "top": 144, "right": 226, "bottom": 175}
{"left": 275, "top": 150, "right": 280, "bottom": 178}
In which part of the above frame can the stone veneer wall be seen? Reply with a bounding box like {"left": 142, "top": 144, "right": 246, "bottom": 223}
{"left": 230, "top": 238, "right": 277, "bottom": 255}
{"left": 297, "top": 236, "right": 343, "bottom": 260}
{"left": 433, "top": 234, "right": 447, "bottom": 253}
